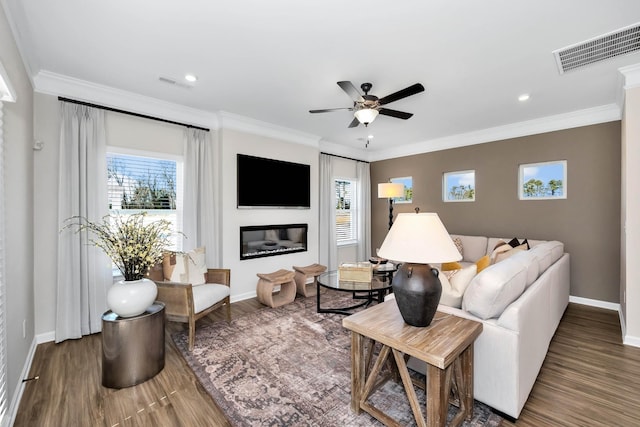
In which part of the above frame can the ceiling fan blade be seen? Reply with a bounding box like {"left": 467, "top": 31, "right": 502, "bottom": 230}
{"left": 378, "top": 83, "right": 425, "bottom": 105}
{"left": 348, "top": 117, "right": 360, "bottom": 128}
{"left": 337, "top": 81, "right": 364, "bottom": 103}
{"left": 309, "top": 107, "right": 354, "bottom": 113}
{"left": 379, "top": 108, "right": 414, "bottom": 120}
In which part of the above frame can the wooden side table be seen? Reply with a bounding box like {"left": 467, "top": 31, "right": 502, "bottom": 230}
{"left": 293, "top": 263, "right": 327, "bottom": 297}
{"left": 256, "top": 269, "right": 296, "bottom": 308}
{"left": 102, "top": 302, "right": 165, "bottom": 389}
{"left": 342, "top": 300, "right": 482, "bottom": 427}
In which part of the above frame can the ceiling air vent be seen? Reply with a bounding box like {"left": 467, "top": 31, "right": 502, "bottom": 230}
{"left": 553, "top": 22, "right": 640, "bottom": 74}
{"left": 158, "top": 76, "right": 193, "bottom": 89}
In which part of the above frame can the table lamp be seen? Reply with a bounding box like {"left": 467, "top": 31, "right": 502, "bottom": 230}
{"left": 377, "top": 182, "right": 405, "bottom": 230}
{"left": 377, "top": 210, "right": 462, "bottom": 326}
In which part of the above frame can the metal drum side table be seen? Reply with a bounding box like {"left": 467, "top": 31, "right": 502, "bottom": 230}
{"left": 102, "top": 302, "right": 165, "bottom": 389}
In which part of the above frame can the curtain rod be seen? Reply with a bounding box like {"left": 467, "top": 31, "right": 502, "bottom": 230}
{"left": 58, "top": 96, "right": 210, "bottom": 132}
{"left": 320, "top": 152, "right": 369, "bottom": 163}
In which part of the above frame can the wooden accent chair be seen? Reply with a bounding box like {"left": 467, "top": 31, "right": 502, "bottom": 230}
{"left": 148, "top": 253, "right": 231, "bottom": 351}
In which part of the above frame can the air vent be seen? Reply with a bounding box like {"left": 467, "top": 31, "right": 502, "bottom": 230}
{"left": 158, "top": 76, "right": 193, "bottom": 89}
{"left": 553, "top": 23, "right": 640, "bottom": 74}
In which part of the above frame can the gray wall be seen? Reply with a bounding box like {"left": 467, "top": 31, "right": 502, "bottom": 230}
{"left": 371, "top": 122, "right": 621, "bottom": 303}
{"left": 1, "top": 3, "right": 36, "bottom": 411}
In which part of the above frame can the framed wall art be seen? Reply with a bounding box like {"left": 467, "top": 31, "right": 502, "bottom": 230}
{"left": 518, "top": 160, "right": 567, "bottom": 200}
{"left": 443, "top": 170, "right": 475, "bottom": 202}
{"left": 390, "top": 176, "right": 413, "bottom": 203}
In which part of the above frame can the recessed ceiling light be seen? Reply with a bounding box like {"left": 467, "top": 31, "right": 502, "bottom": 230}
{"left": 185, "top": 74, "right": 198, "bottom": 83}
{"left": 518, "top": 94, "right": 530, "bottom": 102}
{"left": 368, "top": 134, "right": 374, "bottom": 139}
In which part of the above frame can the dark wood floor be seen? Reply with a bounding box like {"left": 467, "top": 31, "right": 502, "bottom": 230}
{"left": 14, "top": 297, "right": 640, "bottom": 426}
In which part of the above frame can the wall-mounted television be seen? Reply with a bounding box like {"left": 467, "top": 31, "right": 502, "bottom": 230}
{"left": 237, "top": 154, "right": 311, "bottom": 209}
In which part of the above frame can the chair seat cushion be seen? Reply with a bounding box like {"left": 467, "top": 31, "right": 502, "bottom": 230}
{"left": 192, "top": 283, "right": 230, "bottom": 314}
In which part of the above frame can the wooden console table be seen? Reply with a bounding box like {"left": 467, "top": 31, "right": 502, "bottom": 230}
{"left": 342, "top": 300, "right": 482, "bottom": 427}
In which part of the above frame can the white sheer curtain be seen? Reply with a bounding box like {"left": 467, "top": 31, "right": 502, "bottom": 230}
{"left": 56, "top": 102, "right": 112, "bottom": 342}
{"left": 356, "top": 161, "right": 371, "bottom": 261}
{"left": 182, "top": 128, "right": 220, "bottom": 267}
{"left": 319, "top": 153, "right": 337, "bottom": 270}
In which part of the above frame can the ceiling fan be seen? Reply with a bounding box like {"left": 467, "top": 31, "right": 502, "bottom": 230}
{"left": 309, "top": 81, "right": 425, "bottom": 128}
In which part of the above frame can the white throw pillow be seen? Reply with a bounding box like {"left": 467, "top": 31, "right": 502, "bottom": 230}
{"left": 439, "top": 264, "right": 477, "bottom": 308}
{"left": 462, "top": 256, "right": 527, "bottom": 320}
{"left": 185, "top": 247, "right": 207, "bottom": 285}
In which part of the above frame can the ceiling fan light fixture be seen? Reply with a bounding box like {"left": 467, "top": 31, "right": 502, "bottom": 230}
{"left": 354, "top": 108, "right": 379, "bottom": 126}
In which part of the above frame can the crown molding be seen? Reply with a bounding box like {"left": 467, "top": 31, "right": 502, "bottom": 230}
{"left": 1, "top": 0, "right": 37, "bottom": 84}
{"left": 32, "top": 70, "right": 218, "bottom": 129}
{"left": 219, "top": 111, "right": 321, "bottom": 147}
{"left": 368, "top": 103, "right": 621, "bottom": 161}
{"left": 619, "top": 63, "right": 640, "bottom": 89}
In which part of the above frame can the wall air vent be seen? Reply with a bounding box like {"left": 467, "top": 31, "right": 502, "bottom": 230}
{"left": 158, "top": 76, "right": 193, "bottom": 89}
{"left": 553, "top": 23, "right": 640, "bottom": 74}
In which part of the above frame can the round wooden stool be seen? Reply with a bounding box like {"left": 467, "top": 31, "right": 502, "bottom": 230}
{"left": 293, "top": 263, "right": 327, "bottom": 297}
{"left": 256, "top": 269, "right": 296, "bottom": 308}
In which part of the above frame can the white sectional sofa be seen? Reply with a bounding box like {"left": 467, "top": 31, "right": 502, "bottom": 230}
{"left": 390, "top": 234, "right": 570, "bottom": 419}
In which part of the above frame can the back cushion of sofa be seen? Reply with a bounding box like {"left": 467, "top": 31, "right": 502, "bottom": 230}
{"left": 462, "top": 256, "right": 527, "bottom": 320}
{"left": 451, "top": 235, "right": 488, "bottom": 263}
{"left": 529, "top": 241, "right": 564, "bottom": 274}
{"left": 509, "top": 249, "right": 540, "bottom": 288}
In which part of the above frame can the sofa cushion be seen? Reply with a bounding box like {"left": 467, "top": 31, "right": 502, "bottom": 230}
{"left": 439, "top": 264, "right": 477, "bottom": 308}
{"left": 494, "top": 243, "right": 528, "bottom": 264}
{"left": 442, "top": 261, "right": 463, "bottom": 271}
{"left": 451, "top": 235, "right": 488, "bottom": 262}
{"left": 462, "top": 256, "right": 527, "bottom": 320}
{"left": 508, "top": 249, "right": 540, "bottom": 288}
{"left": 529, "top": 241, "right": 564, "bottom": 274}
{"left": 475, "top": 255, "right": 491, "bottom": 273}
{"left": 192, "top": 283, "right": 230, "bottom": 313}
{"left": 453, "top": 237, "right": 464, "bottom": 258}
{"left": 163, "top": 247, "right": 207, "bottom": 285}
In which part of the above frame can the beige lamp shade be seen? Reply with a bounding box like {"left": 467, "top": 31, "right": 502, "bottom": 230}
{"left": 377, "top": 182, "right": 404, "bottom": 199}
{"left": 377, "top": 212, "right": 462, "bottom": 264}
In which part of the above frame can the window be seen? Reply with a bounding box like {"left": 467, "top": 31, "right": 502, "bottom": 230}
{"left": 107, "top": 149, "right": 183, "bottom": 257}
{"left": 443, "top": 170, "right": 476, "bottom": 202}
{"left": 335, "top": 179, "right": 356, "bottom": 244}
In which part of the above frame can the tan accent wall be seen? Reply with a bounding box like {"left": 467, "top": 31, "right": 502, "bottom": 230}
{"left": 371, "top": 122, "right": 621, "bottom": 303}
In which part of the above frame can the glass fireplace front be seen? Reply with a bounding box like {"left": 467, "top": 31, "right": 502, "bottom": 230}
{"left": 240, "top": 223, "right": 308, "bottom": 260}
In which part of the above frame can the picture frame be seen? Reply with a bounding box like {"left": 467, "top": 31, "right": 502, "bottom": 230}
{"left": 443, "top": 170, "right": 475, "bottom": 202}
{"left": 390, "top": 176, "right": 413, "bottom": 204}
{"left": 518, "top": 160, "right": 567, "bottom": 200}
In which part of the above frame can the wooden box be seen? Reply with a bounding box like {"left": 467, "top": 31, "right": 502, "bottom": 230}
{"left": 339, "top": 262, "right": 373, "bottom": 282}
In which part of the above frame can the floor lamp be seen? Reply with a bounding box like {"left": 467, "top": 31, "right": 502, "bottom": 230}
{"left": 377, "top": 182, "right": 405, "bottom": 230}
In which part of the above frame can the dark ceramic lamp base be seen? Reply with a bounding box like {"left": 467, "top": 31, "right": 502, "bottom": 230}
{"left": 392, "top": 263, "right": 442, "bottom": 327}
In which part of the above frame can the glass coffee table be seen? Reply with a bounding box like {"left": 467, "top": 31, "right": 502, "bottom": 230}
{"left": 316, "top": 265, "right": 397, "bottom": 315}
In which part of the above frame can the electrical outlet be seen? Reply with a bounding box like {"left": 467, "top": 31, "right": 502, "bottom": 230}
{"left": 22, "top": 319, "right": 26, "bottom": 338}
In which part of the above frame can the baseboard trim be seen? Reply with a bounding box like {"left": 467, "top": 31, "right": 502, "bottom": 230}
{"left": 569, "top": 295, "right": 620, "bottom": 311}
{"left": 231, "top": 291, "right": 257, "bottom": 303}
{"left": 7, "top": 336, "right": 38, "bottom": 426}
{"left": 569, "top": 295, "right": 640, "bottom": 348}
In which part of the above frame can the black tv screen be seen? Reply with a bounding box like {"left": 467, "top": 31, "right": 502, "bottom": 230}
{"left": 237, "top": 154, "right": 311, "bottom": 208}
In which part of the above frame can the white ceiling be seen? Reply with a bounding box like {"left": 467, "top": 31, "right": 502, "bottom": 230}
{"left": 4, "top": 1, "right": 640, "bottom": 160}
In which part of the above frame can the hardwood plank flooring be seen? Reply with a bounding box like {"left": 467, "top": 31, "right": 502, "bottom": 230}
{"left": 14, "top": 300, "right": 640, "bottom": 426}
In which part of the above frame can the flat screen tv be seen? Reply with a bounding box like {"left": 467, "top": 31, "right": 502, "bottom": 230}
{"left": 237, "top": 154, "right": 311, "bottom": 208}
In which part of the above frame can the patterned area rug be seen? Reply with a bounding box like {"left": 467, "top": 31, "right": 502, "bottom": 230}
{"left": 173, "top": 291, "right": 503, "bottom": 427}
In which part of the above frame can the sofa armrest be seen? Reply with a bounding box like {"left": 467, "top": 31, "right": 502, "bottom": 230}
{"left": 154, "top": 281, "right": 194, "bottom": 318}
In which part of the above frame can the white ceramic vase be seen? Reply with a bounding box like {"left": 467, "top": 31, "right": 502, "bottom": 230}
{"left": 107, "top": 278, "right": 158, "bottom": 318}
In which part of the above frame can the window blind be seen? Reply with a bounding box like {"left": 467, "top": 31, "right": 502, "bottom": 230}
{"left": 335, "top": 179, "right": 354, "bottom": 242}
{"left": 0, "top": 102, "right": 8, "bottom": 424}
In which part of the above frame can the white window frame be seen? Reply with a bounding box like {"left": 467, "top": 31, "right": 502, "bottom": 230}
{"left": 335, "top": 178, "right": 358, "bottom": 246}
{"left": 106, "top": 147, "right": 184, "bottom": 276}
